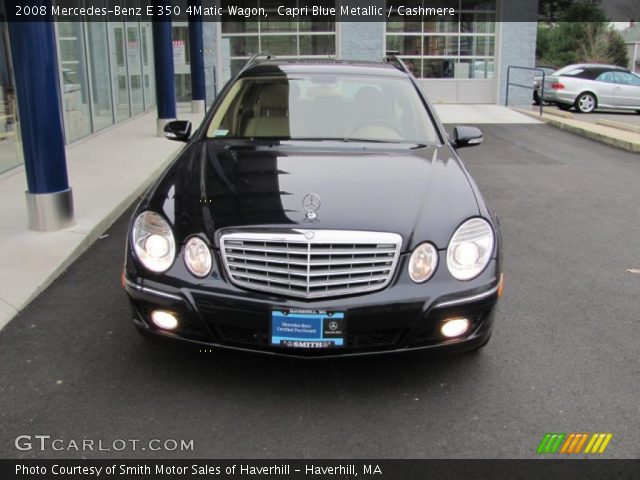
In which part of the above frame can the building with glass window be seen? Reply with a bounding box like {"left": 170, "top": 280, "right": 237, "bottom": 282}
{"left": 0, "top": 12, "right": 157, "bottom": 174}
{"left": 1, "top": 0, "right": 536, "bottom": 181}
{"left": 201, "top": 0, "right": 536, "bottom": 105}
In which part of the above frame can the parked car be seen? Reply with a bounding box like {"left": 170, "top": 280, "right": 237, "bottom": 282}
{"left": 123, "top": 55, "right": 503, "bottom": 357}
{"left": 541, "top": 63, "right": 640, "bottom": 113}
{"left": 532, "top": 66, "right": 556, "bottom": 105}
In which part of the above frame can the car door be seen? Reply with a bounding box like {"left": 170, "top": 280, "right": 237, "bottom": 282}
{"left": 613, "top": 71, "right": 640, "bottom": 108}
{"left": 593, "top": 71, "right": 617, "bottom": 107}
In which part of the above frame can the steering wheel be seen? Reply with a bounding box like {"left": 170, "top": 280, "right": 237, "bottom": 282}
{"left": 348, "top": 120, "right": 404, "bottom": 139}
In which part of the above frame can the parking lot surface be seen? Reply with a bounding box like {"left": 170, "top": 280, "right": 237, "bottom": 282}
{"left": 1, "top": 124, "right": 638, "bottom": 459}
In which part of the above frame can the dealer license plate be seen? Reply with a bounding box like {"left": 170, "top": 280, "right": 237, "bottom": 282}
{"left": 270, "top": 309, "right": 346, "bottom": 349}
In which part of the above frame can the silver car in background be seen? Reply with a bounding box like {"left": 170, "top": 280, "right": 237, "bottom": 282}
{"left": 532, "top": 66, "right": 556, "bottom": 106}
{"left": 541, "top": 64, "right": 640, "bottom": 113}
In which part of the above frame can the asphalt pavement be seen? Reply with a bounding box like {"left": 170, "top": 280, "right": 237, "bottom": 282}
{"left": 1, "top": 124, "right": 639, "bottom": 459}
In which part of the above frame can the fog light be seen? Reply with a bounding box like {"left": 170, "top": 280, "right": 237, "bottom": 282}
{"left": 151, "top": 310, "right": 178, "bottom": 330}
{"left": 441, "top": 318, "right": 470, "bottom": 338}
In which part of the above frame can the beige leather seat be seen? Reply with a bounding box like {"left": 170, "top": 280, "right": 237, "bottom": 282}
{"left": 244, "top": 84, "right": 291, "bottom": 137}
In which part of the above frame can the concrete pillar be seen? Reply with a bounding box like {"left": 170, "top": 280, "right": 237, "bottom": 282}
{"left": 188, "top": 3, "right": 206, "bottom": 113}
{"left": 152, "top": 20, "right": 177, "bottom": 136}
{"left": 8, "top": 13, "right": 74, "bottom": 231}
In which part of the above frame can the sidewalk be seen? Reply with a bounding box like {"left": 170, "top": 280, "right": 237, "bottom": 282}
{"left": 516, "top": 107, "right": 640, "bottom": 153}
{"left": 0, "top": 109, "right": 203, "bottom": 331}
{"left": 434, "top": 104, "right": 541, "bottom": 124}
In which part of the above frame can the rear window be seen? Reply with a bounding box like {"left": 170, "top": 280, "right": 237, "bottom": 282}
{"left": 559, "top": 68, "right": 608, "bottom": 80}
{"left": 561, "top": 68, "right": 586, "bottom": 77}
{"left": 552, "top": 65, "right": 584, "bottom": 76}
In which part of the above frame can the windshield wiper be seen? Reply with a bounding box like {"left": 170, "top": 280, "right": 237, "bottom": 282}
{"left": 290, "top": 137, "right": 402, "bottom": 144}
{"left": 342, "top": 138, "right": 390, "bottom": 143}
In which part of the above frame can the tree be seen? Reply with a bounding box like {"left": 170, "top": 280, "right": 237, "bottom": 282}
{"left": 536, "top": 1, "right": 629, "bottom": 68}
{"left": 605, "top": 30, "right": 631, "bottom": 67}
{"left": 538, "top": 0, "right": 580, "bottom": 22}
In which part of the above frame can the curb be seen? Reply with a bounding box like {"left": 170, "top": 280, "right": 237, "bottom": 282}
{"left": 544, "top": 109, "right": 574, "bottom": 120}
{"left": 596, "top": 119, "right": 640, "bottom": 134}
{"left": 515, "top": 108, "right": 640, "bottom": 153}
{"left": 0, "top": 147, "right": 181, "bottom": 332}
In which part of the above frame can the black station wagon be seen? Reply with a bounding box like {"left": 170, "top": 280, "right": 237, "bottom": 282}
{"left": 123, "top": 55, "right": 503, "bottom": 357}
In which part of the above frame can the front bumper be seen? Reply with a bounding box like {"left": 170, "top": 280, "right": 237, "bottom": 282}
{"left": 124, "top": 272, "right": 501, "bottom": 358}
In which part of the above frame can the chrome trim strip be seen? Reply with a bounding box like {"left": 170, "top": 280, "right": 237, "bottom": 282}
{"left": 434, "top": 282, "right": 500, "bottom": 309}
{"left": 124, "top": 278, "right": 140, "bottom": 290}
{"left": 124, "top": 277, "right": 183, "bottom": 302}
{"left": 141, "top": 287, "right": 183, "bottom": 302}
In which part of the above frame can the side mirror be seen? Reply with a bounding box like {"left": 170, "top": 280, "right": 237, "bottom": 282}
{"left": 453, "top": 126, "right": 483, "bottom": 149}
{"left": 164, "top": 120, "right": 192, "bottom": 142}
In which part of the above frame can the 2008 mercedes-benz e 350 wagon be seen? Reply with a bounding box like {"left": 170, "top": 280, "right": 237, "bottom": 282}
{"left": 123, "top": 55, "right": 503, "bottom": 357}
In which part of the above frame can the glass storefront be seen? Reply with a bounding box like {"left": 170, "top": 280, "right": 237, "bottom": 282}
{"left": 386, "top": 0, "right": 496, "bottom": 79}
{"left": 220, "top": 0, "right": 337, "bottom": 81}
{"left": 56, "top": 21, "right": 156, "bottom": 144}
{"left": 57, "top": 22, "right": 92, "bottom": 142}
{"left": 0, "top": 6, "right": 22, "bottom": 175}
{"left": 86, "top": 23, "right": 114, "bottom": 132}
{"left": 172, "top": 22, "right": 192, "bottom": 103}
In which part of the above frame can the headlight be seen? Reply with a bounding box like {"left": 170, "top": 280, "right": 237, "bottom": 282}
{"left": 408, "top": 242, "right": 438, "bottom": 283}
{"left": 183, "top": 236, "right": 212, "bottom": 278}
{"left": 131, "top": 211, "right": 176, "bottom": 273}
{"left": 447, "top": 218, "right": 494, "bottom": 281}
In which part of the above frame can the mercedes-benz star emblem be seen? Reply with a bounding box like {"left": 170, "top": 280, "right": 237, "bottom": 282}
{"left": 302, "top": 193, "right": 321, "bottom": 220}
{"left": 328, "top": 321, "right": 339, "bottom": 331}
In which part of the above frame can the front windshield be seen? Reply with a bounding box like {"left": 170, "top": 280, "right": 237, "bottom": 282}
{"left": 206, "top": 73, "right": 439, "bottom": 144}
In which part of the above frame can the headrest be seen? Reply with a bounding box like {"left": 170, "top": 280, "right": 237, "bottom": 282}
{"left": 258, "top": 83, "right": 289, "bottom": 114}
{"left": 355, "top": 86, "right": 383, "bottom": 105}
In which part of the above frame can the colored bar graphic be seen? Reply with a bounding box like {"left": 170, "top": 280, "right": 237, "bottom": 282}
{"left": 584, "top": 433, "right": 613, "bottom": 454}
{"left": 538, "top": 433, "right": 613, "bottom": 454}
{"left": 537, "top": 433, "right": 565, "bottom": 453}
{"left": 573, "top": 433, "right": 589, "bottom": 453}
{"left": 559, "top": 433, "right": 575, "bottom": 453}
{"left": 559, "top": 433, "right": 589, "bottom": 454}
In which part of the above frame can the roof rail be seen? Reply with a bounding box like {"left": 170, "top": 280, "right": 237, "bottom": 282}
{"left": 384, "top": 53, "right": 411, "bottom": 75}
{"left": 239, "top": 53, "right": 275, "bottom": 74}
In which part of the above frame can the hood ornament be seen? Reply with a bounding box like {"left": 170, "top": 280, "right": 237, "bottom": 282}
{"left": 302, "top": 193, "right": 321, "bottom": 221}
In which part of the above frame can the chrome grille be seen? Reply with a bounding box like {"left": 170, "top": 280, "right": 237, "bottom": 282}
{"left": 220, "top": 230, "right": 402, "bottom": 299}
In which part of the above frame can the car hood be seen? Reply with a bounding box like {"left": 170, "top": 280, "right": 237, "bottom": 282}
{"left": 148, "top": 141, "right": 480, "bottom": 251}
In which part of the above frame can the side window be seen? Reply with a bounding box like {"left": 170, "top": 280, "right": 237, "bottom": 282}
{"left": 596, "top": 71, "right": 615, "bottom": 83}
{"left": 614, "top": 72, "right": 640, "bottom": 86}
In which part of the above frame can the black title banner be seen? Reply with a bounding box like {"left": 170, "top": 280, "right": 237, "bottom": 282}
{"left": 3, "top": 0, "right": 639, "bottom": 22}
{"left": 1, "top": 459, "right": 640, "bottom": 480}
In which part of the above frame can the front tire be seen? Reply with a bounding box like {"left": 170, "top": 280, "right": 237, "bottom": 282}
{"left": 575, "top": 93, "right": 596, "bottom": 113}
